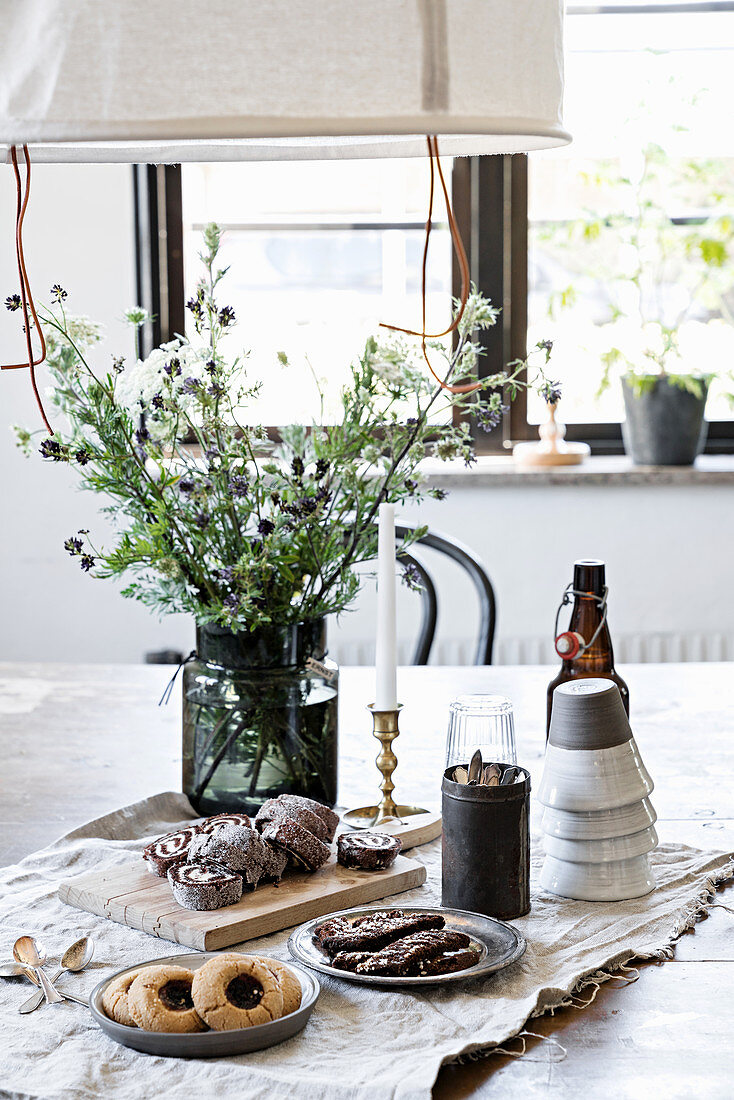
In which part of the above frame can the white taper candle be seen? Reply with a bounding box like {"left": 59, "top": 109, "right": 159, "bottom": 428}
{"left": 375, "top": 502, "right": 398, "bottom": 710}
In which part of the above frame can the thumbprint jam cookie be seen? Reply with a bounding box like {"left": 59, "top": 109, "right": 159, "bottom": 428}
{"left": 251, "top": 956, "right": 302, "bottom": 1015}
{"left": 101, "top": 967, "right": 144, "bottom": 1027}
{"left": 126, "top": 965, "right": 205, "bottom": 1033}
{"left": 191, "top": 954, "right": 284, "bottom": 1030}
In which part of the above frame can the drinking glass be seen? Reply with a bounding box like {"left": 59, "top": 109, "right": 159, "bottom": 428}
{"left": 445, "top": 694, "right": 517, "bottom": 768}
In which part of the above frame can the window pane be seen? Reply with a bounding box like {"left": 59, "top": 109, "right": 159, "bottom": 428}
{"left": 181, "top": 160, "right": 452, "bottom": 424}
{"left": 528, "top": 9, "right": 734, "bottom": 424}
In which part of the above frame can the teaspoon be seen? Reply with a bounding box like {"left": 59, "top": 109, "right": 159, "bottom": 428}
{"left": 19, "top": 936, "right": 94, "bottom": 1014}
{"left": 13, "top": 937, "right": 64, "bottom": 1005}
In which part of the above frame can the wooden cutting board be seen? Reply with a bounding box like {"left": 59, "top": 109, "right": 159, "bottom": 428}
{"left": 59, "top": 852, "right": 428, "bottom": 950}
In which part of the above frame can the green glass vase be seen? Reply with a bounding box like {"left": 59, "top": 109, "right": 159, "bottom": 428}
{"left": 182, "top": 619, "right": 338, "bottom": 815}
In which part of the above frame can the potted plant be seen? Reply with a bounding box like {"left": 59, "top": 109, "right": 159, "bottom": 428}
{"left": 10, "top": 223, "right": 557, "bottom": 814}
{"left": 541, "top": 134, "right": 734, "bottom": 465}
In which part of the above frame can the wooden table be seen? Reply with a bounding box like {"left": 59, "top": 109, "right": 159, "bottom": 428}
{"left": 2, "top": 662, "right": 733, "bottom": 1097}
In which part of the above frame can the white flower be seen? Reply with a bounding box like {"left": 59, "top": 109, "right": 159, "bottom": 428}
{"left": 115, "top": 339, "right": 211, "bottom": 442}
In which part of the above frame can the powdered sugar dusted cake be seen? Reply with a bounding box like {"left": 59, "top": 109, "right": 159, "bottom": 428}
{"left": 168, "top": 859, "right": 243, "bottom": 910}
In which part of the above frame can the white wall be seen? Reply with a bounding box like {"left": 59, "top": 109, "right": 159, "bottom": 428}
{"left": 0, "top": 164, "right": 194, "bottom": 662}
{"left": 1, "top": 166, "right": 731, "bottom": 665}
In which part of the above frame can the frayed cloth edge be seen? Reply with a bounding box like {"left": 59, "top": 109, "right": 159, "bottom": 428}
{"left": 448, "top": 855, "right": 734, "bottom": 1066}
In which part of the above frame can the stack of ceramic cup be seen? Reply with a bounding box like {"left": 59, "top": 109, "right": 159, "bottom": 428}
{"left": 538, "top": 678, "right": 657, "bottom": 901}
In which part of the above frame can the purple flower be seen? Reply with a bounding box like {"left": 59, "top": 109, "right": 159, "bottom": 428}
{"left": 228, "top": 474, "right": 249, "bottom": 498}
{"left": 207, "top": 381, "right": 225, "bottom": 398}
{"left": 182, "top": 376, "right": 201, "bottom": 394}
{"left": 80, "top": 554, "right": 95, "bottom": 572}
{"left": 223, "top": 591, "right": 241, "bottom": 611}
{"left": 257, "top": 518, "right": 275, "bottom": 536}
{"left": 217, "top": 565, "right": 236, "bottom": 584}
{"left": 178, "top": 477, "right": 195, "bottom": 495}
{"left": 314, "top": 458, "right": 329, "bottom": 480}
{"left": 291, "top": 456, "right": 304, "bottom": 480}
{"left": 218, "top": 306, "right": 236, "bottom": 327}
{"left": 401, "top": 563, "right": 424, "bottom": 591}
{"left": 539, "top": 378, "right": 562, "bottom": 406}
{"left": 39, "top": 438, "right": 68, "bottom": 462}
{"left": 64, "top": 536, "right": 83, "bottom": 556}
{"left": 50, "top": 284, "right": 68, "bottom": 303}
{"left": 205, "top": 359, "right": 217, "bottom": 376}
{"left": 75, "top": 447, "right": 91, "bottom": 466}
{"left": 195, "top": 511, "right": 210, "bottom": 530}
{"left": 164, "top": 357, "right": 181, "bottom": 377}
{"left": 5, "top": 293, "right": 21, "bottom": 312}
{"left": 135, "top": 426, "right": 150, "bottom": 445}
{"left": 187, "top": 292, "right": 205, "bottom": 322}
{"left": 152, "top": 394, "right": 165, "bottom": 410}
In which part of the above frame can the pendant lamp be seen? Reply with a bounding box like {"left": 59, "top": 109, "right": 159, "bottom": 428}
{"left": 0, "top": 0, "right": 570, "bottom": 421}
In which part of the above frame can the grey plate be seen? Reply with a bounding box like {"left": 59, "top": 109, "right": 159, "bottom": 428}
{"left": 89, "top": 952, "right": 320, "bottom": 1058}
{"left": 287, "top": 904, "right": 526, "bottom": 987}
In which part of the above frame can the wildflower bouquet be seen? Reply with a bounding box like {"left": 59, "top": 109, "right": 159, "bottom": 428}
{"left": 14, "top": 223, "right": 557, "bottom": 635}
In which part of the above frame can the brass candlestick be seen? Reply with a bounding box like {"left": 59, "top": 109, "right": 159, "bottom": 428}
{"left": 343, "top": 704, "right": 431, "bottom": 829}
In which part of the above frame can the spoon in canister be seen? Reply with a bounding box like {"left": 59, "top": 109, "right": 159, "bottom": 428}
{"left": 468, "top": 750, "right": 483, "bottom": 783}
{"left": 13, "top": 937, "right": 64, "bottom": 1006}
{"left": 19, "top": 937, "right": 94, "bottom": 1014}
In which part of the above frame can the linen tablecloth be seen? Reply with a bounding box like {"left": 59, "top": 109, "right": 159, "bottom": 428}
{"left": 1, "top": 791, "right": 731, "bottom": 1100}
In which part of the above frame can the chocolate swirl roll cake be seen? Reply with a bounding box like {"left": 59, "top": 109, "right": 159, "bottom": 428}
{"left": 259, "top": 816, "right": 331, "bottom": 872}
{"left": 187, "top": 824, "right": 266, "bottom": 889}
{"left": 143, "top": 826, "right": 200, "bottom": 878}
{"left": 337, "top": 831, "right": 402, "bottom": 871}
{"left": 276, "top": 795, "right": 339, "bottom": 842}
{"left": 199, "top": 812, "right": 252, "bottom": 834}
{"left": 255, "top": 798, "right": 329, "bottom": 843}
{"left": 168, "top": 859, "right": 243, "bottom": 910}
{"left": 259, "top": 840, "right": 288, "bottom": 883}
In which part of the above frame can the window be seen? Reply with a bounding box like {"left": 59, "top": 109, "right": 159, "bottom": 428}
{"left": 182, "top": 160, "right": 452, "bottom": 425}
{"left": 136, "top": 2, "right": 734, "bottom": 453}
{"left": 527, "top": 1, "right": 734, "bottom": 450}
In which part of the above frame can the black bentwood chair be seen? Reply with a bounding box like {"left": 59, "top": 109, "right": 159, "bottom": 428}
{"left": 395, "top": 524, "right": 496, "bottom": 666}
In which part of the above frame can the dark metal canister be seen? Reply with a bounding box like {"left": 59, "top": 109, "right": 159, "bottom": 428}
{"left": 442, "top": 766, "right": 531, "bottom": 920}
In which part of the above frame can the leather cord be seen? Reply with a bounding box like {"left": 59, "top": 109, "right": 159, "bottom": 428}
{"left": 380, "top": 135, "right": 480, "bottom": 395}
{"left": 2, "top": 145, "right": 52, "bottom": 432}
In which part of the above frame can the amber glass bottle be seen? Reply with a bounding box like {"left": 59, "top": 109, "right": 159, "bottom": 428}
{"left": 546, "top": 560, "right": 629, "bottom": 736}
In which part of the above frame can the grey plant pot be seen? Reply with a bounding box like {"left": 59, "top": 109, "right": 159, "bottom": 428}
{"left": 621, "top": 376, "right": 709, "bottom": 466}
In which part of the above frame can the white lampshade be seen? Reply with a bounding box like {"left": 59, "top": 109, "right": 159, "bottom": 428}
{"left": 0, "top": 0, "right": 569, "bottom": 163}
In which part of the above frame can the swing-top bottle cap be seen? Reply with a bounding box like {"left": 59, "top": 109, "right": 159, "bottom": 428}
{"left": 573, "top": 559, "right": 605, "bottom": 593}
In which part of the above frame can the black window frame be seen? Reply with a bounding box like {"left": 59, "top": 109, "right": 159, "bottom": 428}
{"left": 134, "top": 153, "right": 734, "bottom": 455}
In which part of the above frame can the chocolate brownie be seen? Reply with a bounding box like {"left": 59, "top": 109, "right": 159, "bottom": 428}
{"left": 355, "top": 930, "right": 472, "bottom": 977}
{"left": 199, "top": 812, "right": 252, "bottom": 833}
{"left": 187, "top": 824, "right": 266, "bottom": 888}
{"left": 255, "top": 799, "right": 329, "bottom": 842}
{"left": 168, "top": 859, "right": 243, "bottom": 910}
{"left": 337, "top": 831, "right": 401, "bottom": 870}
{"left": 276, "top": 795, "right": 339, "bottom": 842}
{"left": 259, "top": 816, "right": 331, "bottom": 872}
{"left": 143, "top": 825, "right": 200, "bottom": 877}
{"left": 417, "top": 949, "right": 479, "bottom": 976}
{"left": 315, "top": 912, "right": 445, "bottom": 956}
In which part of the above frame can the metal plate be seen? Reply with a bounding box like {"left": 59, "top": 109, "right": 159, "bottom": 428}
{"left": 287, "top": 904, "right": 526, "bottom": 987}
{"left": 89, "top": 952, "right": 320, "bottom": 1058}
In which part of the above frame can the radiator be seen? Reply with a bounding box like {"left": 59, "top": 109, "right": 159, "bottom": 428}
{"left": 329, "top": 631, "right": 734, "bottom": 666}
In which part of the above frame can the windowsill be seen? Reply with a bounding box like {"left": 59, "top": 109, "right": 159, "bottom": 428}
{"left": 418, "top": 454, "right": 734, "bottom": 488}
